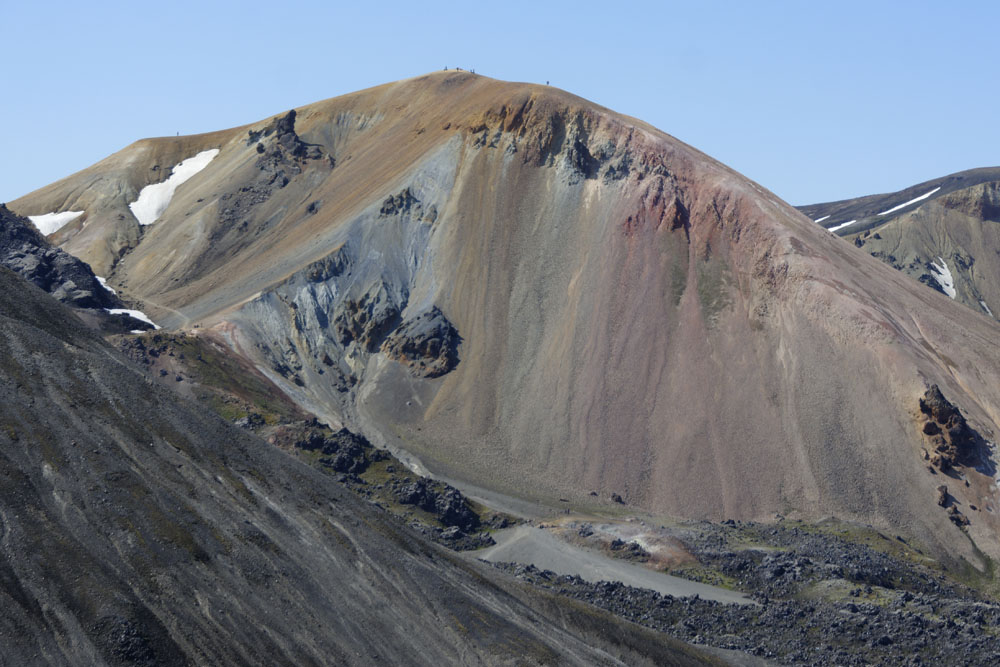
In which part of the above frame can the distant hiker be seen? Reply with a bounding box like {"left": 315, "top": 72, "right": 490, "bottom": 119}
{"left": 546, "top": 81, "right": 549, "bottom": 85}
{"left": 444, "top": 66, "right": 448, "bottom": 70}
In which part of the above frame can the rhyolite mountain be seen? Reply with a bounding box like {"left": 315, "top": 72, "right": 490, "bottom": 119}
{"left": 11, "top": 71, "right": 1000, "bottom": 568}
{"left": 0, "top": 264, "right": 718, "bottom": 666}
{"left": 799, "top": 167, "right": 1000, "bottom": 321}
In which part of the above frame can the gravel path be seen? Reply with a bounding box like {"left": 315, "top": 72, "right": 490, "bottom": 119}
{"left": 472, "top": 525, "right": 752, "bottom": 605}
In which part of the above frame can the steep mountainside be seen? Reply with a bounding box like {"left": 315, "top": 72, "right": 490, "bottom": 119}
{"left": 798, "top": 168, "right": 1000, "bottom": 321}
{"left": 0, "top": 266, "right": 718, "bottom": 666}
{"left": 12, "top": 72, "right": 1000, "bottom": 567}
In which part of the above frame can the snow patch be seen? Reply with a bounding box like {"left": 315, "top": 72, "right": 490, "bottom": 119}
{"left": 129, "top": 149, "right": 219, "bottom": 225}
{"left": 878, "top": 187, "right": 941, "bottom": 216}
{"left": 980, "top": 300, "right": 994, "bottom": 317}
{"left": 814, "top": 215, "right": 830, "bottom": 223}
{"left": 105, "top": 308, "right": 160, "bottom": 329}
{"left": 828, "top": 219, "right": 858, "bottom": 233}
{"left": 95, "top": 276, "right": 116, "bottom": 295}
{"left": 929, "top": 257, "right": 956, "bottom": 298}
{"left": 27, "top": 211, "right": 84, "bottom": 235}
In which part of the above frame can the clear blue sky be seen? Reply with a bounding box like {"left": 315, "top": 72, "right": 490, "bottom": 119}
{"left": 3, "top": 0, "right": 998, "bottom": 205}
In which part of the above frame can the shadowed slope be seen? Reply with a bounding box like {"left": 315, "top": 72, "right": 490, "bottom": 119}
{"left": 12, "top": 72, "right": 1000, "bottom": 567}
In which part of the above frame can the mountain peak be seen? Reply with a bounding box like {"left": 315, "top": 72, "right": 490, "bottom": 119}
{"left": 9, "top": 74, "right": 1000, "bottom": 568}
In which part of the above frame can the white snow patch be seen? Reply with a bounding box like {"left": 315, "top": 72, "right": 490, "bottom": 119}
{"left": 105, "top": 308, "right": 160, "bottom": 329}
{"left": 980, "top": 300, "right": 994, "bottom": 317}
{"left": 814, "top": 215, "right": 830, "bottom": 223}
{"left": 95, "top": 276, "right": 116, "bottom": 295}
{"left": 878, "top": 187, "right": 941, "bottom": 216}
{"left": 828, "top": 219, "right": 858, "bottom": 233}
{"left": 27, "top": 211, "right": 84, "bottom": 235}
{"left": 128, "top": 149, "right": 219, "bottom": 225}
{"left": 929, "top": 257, "right": 956, "bottom": 298}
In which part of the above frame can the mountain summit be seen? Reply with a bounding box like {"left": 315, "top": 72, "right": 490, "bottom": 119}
{"left": 12, "top": 71, "right": 1000, "bottom": 565}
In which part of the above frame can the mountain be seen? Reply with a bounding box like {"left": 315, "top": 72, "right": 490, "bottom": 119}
{"left": 11, "top": 71, "right": 1000, "bottom": 568}
{"left": 798, "top": 168, "right": 1000, "bottom": 320}
{"left": 0, "top": 263, "right": 719, "bottom": 665}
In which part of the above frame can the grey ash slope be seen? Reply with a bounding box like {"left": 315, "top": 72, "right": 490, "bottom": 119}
{"left": 798, "top": 167, "right": 1000, "bottom": 318}
{"left": 0, "top": 269, "right": 717, "bottom": 666}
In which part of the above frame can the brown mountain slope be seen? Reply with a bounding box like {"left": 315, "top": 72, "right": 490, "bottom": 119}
{"left": 11, "top": 71, "right": 1000, "bottom": 567}
{"left": 798, "top": 168, "right": 1000, "bottom": 321}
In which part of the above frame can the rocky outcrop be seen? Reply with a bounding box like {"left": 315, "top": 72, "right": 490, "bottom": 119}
{"left": 466, "top": 98, "right": 666, "bottom": 186}
{"left": 948, "top": 506, "right": 970, "bottom": 527}
{"left": 0, "top": 204, "right": 118, "bottom": 309}
{"left": 379, "top": 187, "right": 438, "bottom": 222}
{"left": 217, "top": 110, "right": 336, "bottom": 237}
{"left": 247, "top": 109, "right": 328, "bottom": 165}
{"left": 919, "top": 385, "right": 978, "bottom": 471}
{"left": 263, "top": 419, "right": 501, "bottom": 549}
{"left": 0, "top": 204, "right": 155, "bottom": 333}
{"left": 333, "top": 282, "right": 402, "bottom": 352}
{"left": 380, "top": 307, "right": 459, "bottom": 378}
{"left": 392, "top": 478, "right": 480, "bottom": 532}
{"left": 313, "top": 428, "right": 385, "bottom": 474}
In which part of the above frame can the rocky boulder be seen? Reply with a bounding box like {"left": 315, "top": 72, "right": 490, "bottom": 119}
{"left": 919, "top": 385, "right": 978, "bottom": 471}
{"left": 392, "top": 478, "right": 479, "bottom": 532}
{"left": 380, "top": 306, "right": 460, "bottom": 378}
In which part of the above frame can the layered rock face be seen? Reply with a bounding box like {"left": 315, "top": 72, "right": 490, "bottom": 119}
{"left": 12, "top": 72, "right": 1000, "bottom": 563}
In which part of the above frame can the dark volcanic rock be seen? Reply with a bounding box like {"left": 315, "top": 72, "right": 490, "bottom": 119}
{"left": 223, "top": 111, "right": 334, "bottom": 237}
{"left": 264, "top": 419, "right": 504, "bottom": 551}
{"left": 381, "top": 306, "right": 460, "bottom": 377}
{"left": 379, "top": 187, "right": 438, "bottom": 222}
{"left": 393, "top": 478, "right": 480, "bottom": 532}
{"left": 495, "top": 517, "right": 1000, "bottom": 666}
{"left": 380, "top": 187, "right": 419, "bottom": 217}
{"left": 250, "top": 109, "right": 327, "bottom": 168}
{"left": 333, "top": 282, "right": 401, "bottom": 351}
{"left": 0, "top": 204, "right": 118, "bottom": 309}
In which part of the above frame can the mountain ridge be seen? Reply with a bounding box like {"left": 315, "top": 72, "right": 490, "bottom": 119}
{"left": 11, "top": 71, "right": 1000, "bottom": 567}
{"left": 799, "top": 167, "right": 1000, "bottom": 319}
